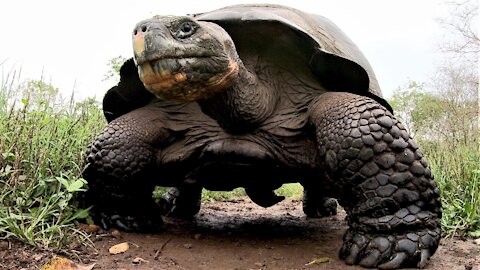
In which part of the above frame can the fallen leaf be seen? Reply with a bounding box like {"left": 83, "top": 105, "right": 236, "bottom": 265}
{"left": 109, "top": 242, "right": 129, "bottom": 254}
{"left": 40, "top": 257, "right": 96, "bottom": 270}
{"left": 305, "top": 257, "right": 334, "bottom": 266}
{"left": 132, "top": 257, "right": 149, "bottom": 264}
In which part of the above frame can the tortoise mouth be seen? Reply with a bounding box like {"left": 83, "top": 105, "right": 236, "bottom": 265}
{"left": 135, "top": 53, "right": 213, "bottom": 66}
{"left": 138, "top": 58, "right": 239, "bottom": 101}
{"left": 138, "top": 56, "right": 204, "bottom": 86}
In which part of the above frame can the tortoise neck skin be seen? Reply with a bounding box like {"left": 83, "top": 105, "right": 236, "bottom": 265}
{"left": 198, "top": 62, "right": 278, "bottom": 132}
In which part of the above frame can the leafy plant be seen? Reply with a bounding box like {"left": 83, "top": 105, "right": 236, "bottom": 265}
{"left": 0, "top": 70, "right": 104, "bottom": 249}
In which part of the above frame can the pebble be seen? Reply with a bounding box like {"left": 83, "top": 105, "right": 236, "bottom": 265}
{"left": 254, "top": 262, "right": 266, "bottom": 267}
{"left": 0, "top": 241, "right": 9, "bottom": 251}
{"left": 111, "top": 229, "right": 122, "bottom": 238}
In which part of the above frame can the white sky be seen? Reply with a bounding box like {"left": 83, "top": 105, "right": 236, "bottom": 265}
{"left": 0, "top": 0, "right": 452, "bottom": 100}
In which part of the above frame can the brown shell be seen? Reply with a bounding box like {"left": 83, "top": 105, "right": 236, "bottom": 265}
{"left": 194, "top": 4, "right": 389, "bottom": 108}
{"left": 104, "top": 4, "right": 391, "bottom": 122}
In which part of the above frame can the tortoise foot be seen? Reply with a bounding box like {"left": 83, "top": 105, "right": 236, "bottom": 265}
{"left": 158, "top": 186, "right": 202, "bottom": 218}
{"left": 339, "top": 228, "right": 440, "bottom": 269}
{"left": 302, "top": 188, "right": 337, "bottom": 218}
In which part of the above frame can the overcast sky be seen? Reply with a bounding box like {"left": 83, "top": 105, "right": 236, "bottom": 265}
{"left": 0, "top": 0, "right": 453, "bottom": 100}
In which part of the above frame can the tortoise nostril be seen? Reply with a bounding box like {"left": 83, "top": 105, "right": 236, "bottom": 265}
{"left": 133, "top": 24, "right": 148, "bottom": 36}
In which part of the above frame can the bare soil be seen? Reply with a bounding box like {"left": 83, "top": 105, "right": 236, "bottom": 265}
{"left": 1, "top": 198, "right": 479, "bottom": 270}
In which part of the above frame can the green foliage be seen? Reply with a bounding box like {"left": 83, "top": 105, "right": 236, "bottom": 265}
{"left": 389, "top": 76, "right": 479, "bottom": 236}
{"left": 202, "top": 188, "right": 246, "bottom": 202}
{"left": 200, "top": 184, "right": 304, "bottom": 202}
{"left": 424, "top": 143, "right": 480, "bottom": 236}
{"left": 154, "top": 184, "right": 304, "bottom": 204}
{"left": 103, "top": 55, "right": 127, "bottom": 82}
{"left": 275, "top": 183, "right": 303, "bottom": 200}
{"left": 0, "top": 72, "right": 105, "bottom": 249}
{"left": 389, "top": 82, "right": 450, "bottom": 139}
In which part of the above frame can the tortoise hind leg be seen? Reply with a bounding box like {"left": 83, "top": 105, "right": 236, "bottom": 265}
{"left": 302, "top": 185, "right": 337, "bottom": 218}
{"left": 158, "top": 184, "right": 202, "bottom": 218}
{"left": 308, "top": 92, "right": 441, "bottom": 269}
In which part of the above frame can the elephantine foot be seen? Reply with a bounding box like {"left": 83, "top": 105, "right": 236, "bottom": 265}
{"left": 340, "top": 228, "right": 440, "bottom": 269}
{"left": 303, "top": 188, "right": 337, "bottom": 218}
{"left": 158, "top": 186, "right": 202, "bottom": 218}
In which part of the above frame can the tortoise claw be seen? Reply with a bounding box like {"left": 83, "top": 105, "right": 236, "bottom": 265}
{"left": 378, "top": 252, "right": 407, "bottom": 270}
{"left": 340, "top": 228, "right": 439, "bottom": 269}
{"left": 417, "top": 249, "right": 432, "bottom": 269}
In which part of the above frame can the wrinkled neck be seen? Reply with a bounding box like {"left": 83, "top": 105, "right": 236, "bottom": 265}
{"left": 198, "top": 60, "right": 278, "bottom": 133}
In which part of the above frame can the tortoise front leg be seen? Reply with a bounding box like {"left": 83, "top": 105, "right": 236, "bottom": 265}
{"left": 308, "top": 92, "right": 441, "bottom": 269}
{"left": 84, "top": 104, "right": 172, "bottom": 232}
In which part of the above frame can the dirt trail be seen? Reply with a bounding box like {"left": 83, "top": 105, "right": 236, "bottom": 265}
{"left": 1, "top": 198, "right": 479, "bottom": 270}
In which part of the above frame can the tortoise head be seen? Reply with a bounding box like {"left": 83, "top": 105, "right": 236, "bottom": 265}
{"left": 132, "top": 16, "right": 239, "bottom": 101}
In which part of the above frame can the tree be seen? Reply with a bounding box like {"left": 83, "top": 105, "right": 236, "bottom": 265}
{"left": 434, "top": 0, "right": 479, "bottom": 146}
{"left": 389, "top": 82, "right": 446, "bottom": 140}
{"left": 438, "top": 0, "right": 479, "bottom": 61}
{"left": 103, "top": 55, "right": 127, "bottom": 83}
{"left": 430, "top": 61, "right": 478, "bottom": 146}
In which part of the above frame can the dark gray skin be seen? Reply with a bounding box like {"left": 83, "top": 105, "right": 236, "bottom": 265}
{"left": 84, "top": 5, "right": 441, "bottom": 269}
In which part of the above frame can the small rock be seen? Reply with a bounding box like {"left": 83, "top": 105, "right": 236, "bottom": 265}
{"left": 79, "top": 224, "right": 101, "bottom": 233}
{"left": 68, "top": 241, "right": 81, "bottom": 250}
{"left": 132, "top": 257, "right": 149, "bottom": 265}
{"left": 254, "top": 262, "right": 265, "bottom": 267}
{"left": 474, "top": 238, "right": 480, "bottom": 245}
{"left": 0, "top": 241, "right": 9, "bottom": 251}
{"left": 111, "top": 229, "right": 122, "bottom": 238}
{"left": 183, "top": 243, "right": 193, "bottom": 249}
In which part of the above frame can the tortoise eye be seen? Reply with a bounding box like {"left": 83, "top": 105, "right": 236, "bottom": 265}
{"left": 177, "top": 21, "right": 197, "bottom": 39}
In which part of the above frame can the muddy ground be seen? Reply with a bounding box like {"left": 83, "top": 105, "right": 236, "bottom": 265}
{"left": 1, "top": 198, "right": 479, "bottom": 270}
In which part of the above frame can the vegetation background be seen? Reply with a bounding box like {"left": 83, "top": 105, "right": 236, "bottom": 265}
{"left": 0, "top": 0, "right": 478, "bottom": 251}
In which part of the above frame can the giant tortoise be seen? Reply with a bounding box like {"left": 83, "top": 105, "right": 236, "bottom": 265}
{"left": 84, "top": 4, "right": 441, "bottom": 269}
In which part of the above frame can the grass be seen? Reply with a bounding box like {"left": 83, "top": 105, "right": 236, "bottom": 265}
{"left": 0, "top": 70, "right": 105, "bottom": 249}
{"left": 154, "top": 183, "right": 303, "bottom": 203}
{"left": 422, "top": 141, "right": 480, "bottom": 237}
{"left": 201, "top": 183, "right": 304, "bottom": 202}
{"left": 0, "top": 68, "right": 477, "bottom": 251}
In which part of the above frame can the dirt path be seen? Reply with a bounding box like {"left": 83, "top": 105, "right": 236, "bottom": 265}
{"left": 1, "top": 198, "right": 479, "bottom": 269}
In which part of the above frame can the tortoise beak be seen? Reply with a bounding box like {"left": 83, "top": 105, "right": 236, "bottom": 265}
{"left": 132, "top": 19, "right": 172, "bottom": 65}
{"left": 133, "top": 31, "right": 145, "bottom": 58}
